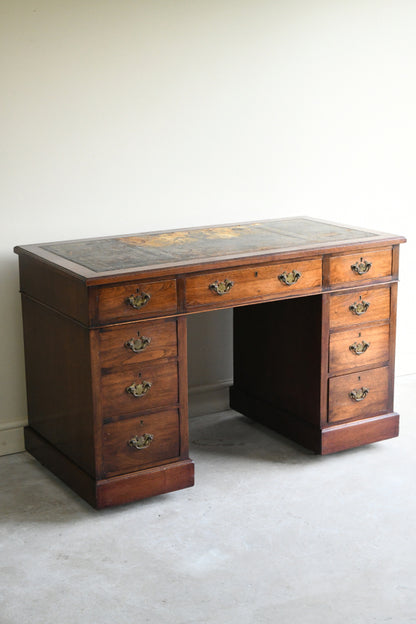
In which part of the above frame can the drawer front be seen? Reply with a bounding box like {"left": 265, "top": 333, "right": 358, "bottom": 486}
{"left": 94, "top": 279, "right": 177, "bottom": 324}
{"left": 185, "top": 258, "right": 322, "bottom": 310}
{"left": 328, "top": 247, "right": 392, "bottom": 285}
{"left": 101, "top": 360, "right": 178, "bottom": 419}
{"left": 102, "top": 409, "right": 180, "bottom": 477}
{"left": 97, "top": 319, "right": 177, "bottom": 368}
{"left": 328, "top": 366, "right": 390, "bottom": 423}
{"left": 329, "top": 286, "right": 390, "bottom": 329}
{"left": 329, "top": 323, "right": 390, "bottom": 374}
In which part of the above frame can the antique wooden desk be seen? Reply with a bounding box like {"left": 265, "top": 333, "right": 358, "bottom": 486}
{"left": 14, "top": 217, "right": 406, "bottom": 508}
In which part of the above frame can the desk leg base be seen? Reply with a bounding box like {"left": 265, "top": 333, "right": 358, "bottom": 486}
{"left": 320, "top": 412, "right": 399, "bottom": 454}
{"left": 24, "top": 426, "right": 195, "bottom": 509}
{"left": 230, "top": 387, "right": 399, "bottom": 454}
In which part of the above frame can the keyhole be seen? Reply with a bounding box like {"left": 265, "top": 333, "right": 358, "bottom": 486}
{"left": 254, "top": 271, "right": 258, "bottom": 277}
{"left": 358, "top": 376, "right": 361, "bottom": 381}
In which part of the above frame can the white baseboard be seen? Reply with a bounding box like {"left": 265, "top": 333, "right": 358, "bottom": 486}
{"left": 188, "top": 380, "right": 232, "bottom": 418}
{"left": 0, "top": 421, "right": 26, "bottom": 457}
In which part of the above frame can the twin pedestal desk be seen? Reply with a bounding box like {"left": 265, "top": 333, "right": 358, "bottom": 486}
{"left": 14, "top": 217, "right": 406, "bottom": 508}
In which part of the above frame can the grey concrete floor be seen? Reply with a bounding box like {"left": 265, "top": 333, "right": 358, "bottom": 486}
{"left": 1, "top": 375, "right": 415, "bottom": 624}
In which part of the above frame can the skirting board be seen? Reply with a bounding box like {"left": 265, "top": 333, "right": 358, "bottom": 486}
{"left": 188, "top": 380, "right": 232, "bottom": 418}
{"left": 0, "top": 421, "right": 26, "bottom": 457}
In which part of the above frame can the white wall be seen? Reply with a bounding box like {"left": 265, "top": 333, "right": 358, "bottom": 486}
{"left": 1, "top": 0, "right": 415, "bottom": 454}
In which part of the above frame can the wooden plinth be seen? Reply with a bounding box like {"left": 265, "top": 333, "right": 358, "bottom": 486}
{"left": 24, "top": 427, "right": 195, "bottom": 509}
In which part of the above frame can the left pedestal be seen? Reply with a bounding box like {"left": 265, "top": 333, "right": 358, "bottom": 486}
{"left": 19, "top": 282, "right": 193, "bottom": 509}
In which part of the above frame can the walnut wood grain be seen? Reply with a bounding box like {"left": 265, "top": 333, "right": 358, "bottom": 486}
{"left": 92, "top": 279, "right": 177, "bottom": 325}
{"left": 95, "top": 460, "right": 194, "bottom": 508}
{"left": 328, "top": 366, "right": 390, "bottom": 423}
{"left": 21, "top": 296, "right": 96, "bottom": 476}
{"left": 96, "top": 318, "right": 178, "bottom": 368}
{"left": 329, "top": 286, "right": 391, "bottom": 329}
{"left": 101, "top": 360, "right": 179, "bottom": 420}
{"left": 328, "top": 247, "right": 392, "bottom": 285}
{"left": 329, "top": 322, "right": 390, "bottom": 374}
{"left": 185, "top": 258, "right": 322, "bottom": 311}
{"left": 102, "top": 409, "right": 180, "bottom": 477}
{"left": 321, "top": 413, "right": 399, "bottom": 455}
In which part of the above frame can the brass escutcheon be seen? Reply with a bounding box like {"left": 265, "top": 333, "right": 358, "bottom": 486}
{"left": 126, "top": 380, "right": 152, "bottom": 397}
{"left": 126, "top": 292, "right": 151, "bottom": 309}
{"left": 351, "top": 258, "right": 372, "bottom": 275}
{"left": 349, "top": 297, "right": 370, "bottom": 316}
{"left": 128, "top": 433, "right": 154, "bottom": 450}
{"left": 125, "top": 334, "right": 151, "bottom": 353}
{"left": 209, "top": 279, "right": 234, "bottom": 295}
{"left": 349, "top": 386, "right": 369, "bottom": 402}
{"left": 278, "top": 270, "right": 302, "bottom": 286}
{"left": 349, "top": 340, "right": 370, "bottom": 355}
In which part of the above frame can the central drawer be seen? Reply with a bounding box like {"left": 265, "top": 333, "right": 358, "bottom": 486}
{"left": 101, "top": 360, "right": 179, "bottom": 419}
{"left": 185, "top": 258, "right": 322, "bottom": 310}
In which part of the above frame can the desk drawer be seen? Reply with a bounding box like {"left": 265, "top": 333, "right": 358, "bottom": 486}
{"left": 328, "top": 247, "right": 392, "bottom": 285}
{"left": 93, "top": 279, "right": 177, "bottom": 325}
{"left": 328, "top": 366, "right": 390, "bottom": 423}
{"left": 329, "top": 323, "right": 390, "bottom": 374}
{"left": 329, "top": 286, "right": 390, "bottom": 329}
{"left": 97, "top": 319, "right": 178, "bottom": 368}
{"left": 101, "top": 360, "right": 179, "bottom": 419}
{"left": 185, "top": 258, "right": 322, "bottom": 310}
{"left": 102, "top": 409, "right": 180, "bottom": 477}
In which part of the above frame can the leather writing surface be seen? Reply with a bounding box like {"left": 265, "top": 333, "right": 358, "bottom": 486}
{"left": 41, "top": 218, "right": 376, "bottom": 273}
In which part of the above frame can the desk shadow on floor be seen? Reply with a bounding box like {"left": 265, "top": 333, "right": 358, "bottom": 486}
{"left": 190, "top": 409, "right": 315, "bottom": 464}
{"left": 189, "top": 409, "right": 376, "bottom": 465}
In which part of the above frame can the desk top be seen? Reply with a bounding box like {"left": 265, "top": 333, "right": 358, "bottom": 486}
{"left": 15, "top": 217, "right": 405, "bottom": 284}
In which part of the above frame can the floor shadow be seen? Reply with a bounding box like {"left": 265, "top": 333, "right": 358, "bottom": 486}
{"left": 189, "top": 409, "right": 379, "bottom": 465}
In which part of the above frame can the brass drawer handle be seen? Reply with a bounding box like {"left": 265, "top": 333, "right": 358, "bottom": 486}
{"left": 349, "top": 386, "right": 369, "bottom": 402}
{"left": 351, "top": 258, "right": 372, "bottom": 275}
{"left": 125, "top": 334, "right": 151, "bottom": 353}
{"left": 128, "top": 433, "right": 154, "bottom": 450}
{"left": 126, "top": 292, "right": 151, "bottom": 309}
{"left": 278, "top": 270, "right": 301, "bottom": 286}
{"left": 209, "top": 279, "right": 234, "bottom": 295}
{"left": 126, "top": 380, "right": 152, "bottom": 397}
{"left": 349, "top": 297, "right": 370, "bottom": 316}
{"left": 349, "top": 340, "right": 370, "bottom": 355}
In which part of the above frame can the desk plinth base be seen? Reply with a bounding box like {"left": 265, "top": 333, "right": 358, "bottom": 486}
{"left": 230, "top": 387, "right": 399, "bottom": 455}
{"left": 24, "top": 427, "right": 195, "bottom": 509}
